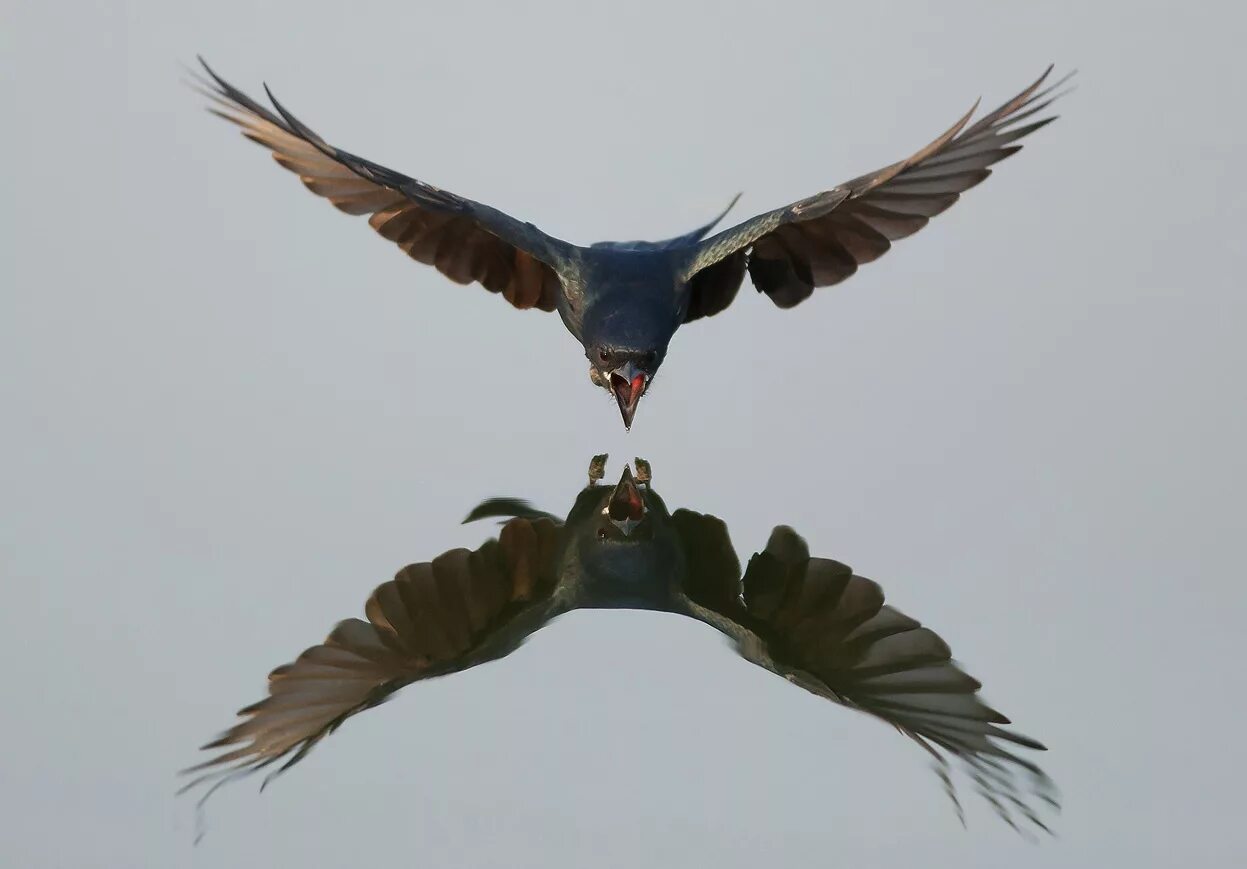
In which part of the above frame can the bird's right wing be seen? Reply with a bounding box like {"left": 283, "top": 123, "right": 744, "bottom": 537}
{"left": 181, "top": 517, "right": 563, "bottom": 802}
{"left": 678, "top": 521, "right": 1057, "bottom": 833}
{"left": 191, "top": 59, "right": 571, "bottom": 311}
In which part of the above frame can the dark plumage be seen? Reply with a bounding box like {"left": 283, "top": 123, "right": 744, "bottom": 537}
{"left": 183, "top": 457, "right": 1057, "bottom": 834}
{"left": 191, "top": 60, "right": 1071, "bottom": 429}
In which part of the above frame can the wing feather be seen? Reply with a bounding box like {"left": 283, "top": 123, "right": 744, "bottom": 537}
{"left": 681, "top": 523, "right": 1057, "bottom": 833}
{"left": 180, "top": 518, "right": 564, "bottom": 802}
{"left": 193, "top": 59, "right": 568, "bottom": 311}
{"left": 683, "top": 67, "right": 1071, "bottom": 317}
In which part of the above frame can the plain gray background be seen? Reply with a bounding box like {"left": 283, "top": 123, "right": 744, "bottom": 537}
{"left": 4, "top": 0, "right": 1245, "bottom": 866}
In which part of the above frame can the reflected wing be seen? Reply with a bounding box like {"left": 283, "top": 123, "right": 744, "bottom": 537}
{"left": 181, "top": 517, "right": 563, "bottom": 802}
{"left": 681, "top": 523, "right": 1057, "bottom": 833}
{"left": 192, "top": 59, "right": 569, "bottom": 311}
{"left": 462, "top": 497, "right": 560, "bottom": 525}
{"left": 682, "top": 67, "right": 1071, "bottom": 316}
{"left": 669, "top": 508, "right": 746, "bottom": 613}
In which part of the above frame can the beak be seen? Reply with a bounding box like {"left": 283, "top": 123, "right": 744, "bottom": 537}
{"left": 607, "top": 466, "right": 646, "bottom": 535}
{"left": 609, "top": 362, "right": 648, "bottom": 431}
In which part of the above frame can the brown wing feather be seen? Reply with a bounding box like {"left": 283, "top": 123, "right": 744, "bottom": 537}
{"left": 685, "top": 525, "right": 1057, "bottom": 833}
{"left": 193, "top": 61, "right": 563, "bottom": 312}
{"left": 669, "top": 508, "right": 745, "bottom": 612}
{"left": 685, "top": 66, "right": 1071, "bottom": 315}
{"left": 180, "top": 517, "right": 563, "bottom": 803}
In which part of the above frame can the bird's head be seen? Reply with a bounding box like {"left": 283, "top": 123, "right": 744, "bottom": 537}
{"left": 461, "top": 457, "right": 681, "bottom": 609}
{"left": 567, "top": 463, "right": 657, "bottom": 543}
{"left": 576, "top": 266, "right": 680, "bottom": 431}
{"left": 587, "top": 347, "right": 663, "bottom": 431}
{"left": 564, "top": 458, "right": 682, "bottom": 609}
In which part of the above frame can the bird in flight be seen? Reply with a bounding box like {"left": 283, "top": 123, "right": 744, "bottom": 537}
{"left": 183, "top": 456, "right": 1057, "bottom": 833}
{"left": 191, "top": 60, "right": 1071, "bottom": 429}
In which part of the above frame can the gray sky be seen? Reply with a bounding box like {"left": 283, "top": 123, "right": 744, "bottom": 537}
{"left": 4, "top": 0, "right": 1245, "bottom": 866}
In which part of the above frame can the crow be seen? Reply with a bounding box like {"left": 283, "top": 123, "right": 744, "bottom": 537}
{"left": 183, "top": 456, "right": 1057, "bottom": 834}
{"left": 191, "top": 60, "right": 1071, "bottom": 429}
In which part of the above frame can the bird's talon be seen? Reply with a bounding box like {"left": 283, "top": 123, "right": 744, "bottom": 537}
{"left": 588, "top": 454, "right": 608, "bottom": 486}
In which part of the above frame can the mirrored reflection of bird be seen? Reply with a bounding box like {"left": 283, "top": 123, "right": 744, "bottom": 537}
{"left": 183, "top": 457, "right": 1057, "bottom": 833}
{"left": 190, "top": 60, "right": 1071, "bottom": 429}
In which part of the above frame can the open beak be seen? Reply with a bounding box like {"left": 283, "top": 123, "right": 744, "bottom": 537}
{"left": 609, "top": 362, "right": 648, "bottom": 431}
{"left": 607, "top": 466, "right": 646, "bottom": 535}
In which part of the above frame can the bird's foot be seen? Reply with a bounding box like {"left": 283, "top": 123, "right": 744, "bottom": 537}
{"left": 588, "top": 453, "right": 608, "bottom": 487}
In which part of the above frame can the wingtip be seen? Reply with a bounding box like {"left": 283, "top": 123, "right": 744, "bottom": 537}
{"left": 1030, "top": 63, "right": 1056, "bottom": 91}
{"left": 262, "top": 83, "right": 321, "bottom": 145}
{"left": 196, "top": 55, "right": 224, "bottom": 88}
{"left": 1038, "top": 62, "right": 1079, "bottom": 91}
{"left": 1047, "top": 67, "right": 1078, "bottom": 93}
{"left": 198, "top": 734, "right": 230, "bottom": 751}
{"left": 179, "top": 58, "right": 220, "bottom": 100}
{"left": 263, "top": 83, "right": 299, "bottom": 129}
{"left": 952, "top": 97, "right": 982, "bottom": 134}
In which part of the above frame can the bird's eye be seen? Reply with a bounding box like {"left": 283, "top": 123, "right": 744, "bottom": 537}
{"left": 598, "top": 349, "right": 609, "bottom": 364}
{"left": 597, "top": 526, "right": 609, "bottom": 540}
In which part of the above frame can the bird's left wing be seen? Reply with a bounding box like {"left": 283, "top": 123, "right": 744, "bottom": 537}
{"left": 180, "top": 517, "right": 563, "bottom": 802}
{"left": 680, "top": 67, "right": 1071, "bottom": 318}
{"left": 675, "top": 518, "right": 1057, "bottom": 833}
{"left": 191, "top": 59, "right": 571, "bottom": 311}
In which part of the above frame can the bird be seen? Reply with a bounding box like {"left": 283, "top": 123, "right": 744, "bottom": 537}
{"left": 183, "top": 456, "right": 1057, "bottom": 833}
{"left": 190, "top": 59, "right": 1072, "bottom": 429}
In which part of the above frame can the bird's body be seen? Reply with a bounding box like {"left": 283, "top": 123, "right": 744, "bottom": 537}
{"left": 185, "top": 457, "right": 1057, "bottom": 833}
{"left": 192, "top": 60, "right": 1071, "bottom": 428}
{"left": 557, "top": 244, "right": 685, "bottom": 420}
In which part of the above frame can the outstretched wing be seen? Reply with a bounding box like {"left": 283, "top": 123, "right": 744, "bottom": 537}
{"left": 180, "top": 517, "right": 563, "bottom": 803}
{"left": 191, "top": 59, "right": 570, "bottom": 311}
{"left": 681, "top": 66, "right": 1071, "bottom": 317}
{"left": 679, "top": 521, "right": 1057, "bottom": 833}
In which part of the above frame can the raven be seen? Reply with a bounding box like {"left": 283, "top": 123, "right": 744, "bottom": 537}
{"left": 183, "top": 456, "right": 1056, "bottom": 833}
{"left": 192, "top": 60, "right": 1070, "bottom": 429}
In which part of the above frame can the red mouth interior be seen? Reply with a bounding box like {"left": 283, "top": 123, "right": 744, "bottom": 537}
{"left": 610, "top": 373, "right": 646, "bottom": 407}
{"left": 608, "top": 478, "right": 645, "bottom": 522}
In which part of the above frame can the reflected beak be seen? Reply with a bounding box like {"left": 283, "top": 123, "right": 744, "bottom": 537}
{"left": 607, "top": 466, "right": 646, "bottom": 535}
{"left": 609, "top": 362, "right": 648, "bottom": 431}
